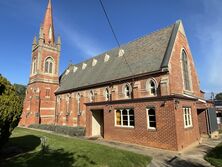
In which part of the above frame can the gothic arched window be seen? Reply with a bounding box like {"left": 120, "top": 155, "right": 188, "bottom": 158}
{"left": 146, "top": 79, "right": 157, "bottom": 96}
{"left": 181, "top": 50, "right": 191, "bottom": 91}
{"left": 123, "top": 84, "right": 131, "bottom": 98}
{"left": 44, "top": 57, "right": 54, "bottom": 74}
{"left": 89, "top": 90, "right": 95, "bottom": 102}
{"left": 104, "top": 88, "right": 109, "bottom": 101}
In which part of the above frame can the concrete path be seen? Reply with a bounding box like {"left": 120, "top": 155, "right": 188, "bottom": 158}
{"left": 92, "top": 136, "right": 222, "bottom": 167}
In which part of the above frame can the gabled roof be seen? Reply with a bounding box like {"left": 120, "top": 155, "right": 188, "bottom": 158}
{"left": 56, "top": 20, "right": 181, "bottom": 94}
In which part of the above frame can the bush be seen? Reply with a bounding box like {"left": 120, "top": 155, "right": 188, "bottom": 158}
{"left": 0, "top": 74, "right": 23, "bottom": 148}
{"left": 28, "top": 124, "right": 85, "bottom": 137}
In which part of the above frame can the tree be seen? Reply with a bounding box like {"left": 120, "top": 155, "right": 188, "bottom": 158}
{"left": 0, "top": 74, "right": 23, "bottom": 148}
{"left": 215, "top": 92, "right": 222, "bottom": 100}
{"left": 14, "top": 84, "right": 26, "bottom": 102}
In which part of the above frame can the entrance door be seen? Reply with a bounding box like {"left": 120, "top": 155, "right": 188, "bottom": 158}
{"left": 91, "top": 110, "right": 104, "bottom": 137}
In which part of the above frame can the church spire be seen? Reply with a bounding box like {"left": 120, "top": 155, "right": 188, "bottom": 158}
{"left": 42, "top": 0, "right": 55, "bottom": 44}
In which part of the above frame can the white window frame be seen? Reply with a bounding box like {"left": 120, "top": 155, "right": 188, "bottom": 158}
{"left": 183, "top": 107, "right": 193, "bottom": 128}
{"left": 89, "top": 90, "right": 94, "bottom": 102}
{"left": 123, "top": 84, "right": 131, "bottom": 98}
{"left": 77, "top": 93, "right": 81, "bottom": 115}
{"left": 115, "top": 109, "right": 134, "bottom": 128}
{"left": 147, "top": 107, "right": 156, "bottom": 130}
{"left": 146, "top": 78, "right": 157, "bottom": 96}
{"left": 180, "top": 49, "right": 193, "bottom": 92}
{"left": 44, "top": 57, "right": 54, "bottom": 74}
{"left": 104, "top": 88, "right": 109, "bottom": 101}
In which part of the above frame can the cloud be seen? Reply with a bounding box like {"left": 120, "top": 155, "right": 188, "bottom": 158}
{"left": 193, "top": 0, "right": 222, "bottom": 92}
{"left": 55, "top": 18, "right": 105, "bottom": 59}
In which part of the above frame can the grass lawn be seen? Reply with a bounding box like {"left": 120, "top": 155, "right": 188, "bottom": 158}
{"left": 0, "top": 127, "right": 151, "bottom": 167}
{"left": 205, "top": 142, "right": 222, "bottom": 167}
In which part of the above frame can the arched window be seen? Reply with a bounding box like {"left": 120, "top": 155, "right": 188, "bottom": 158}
{"left": 44, "top": 57, "right": 54, "bottom": 74}
{"left": 124, "top": 84, "right": 131, "bottom": 98}
{"left": 181, "top": 50, "right": 191, "bottom": 91}
{"left": 32, "top": 58, "right": 37, "bottom": 74}
{"left": 104, "top": 88, "right": 109, "bottom": 101}
{"left": 146, "top": 79, "right": 157, "bottom": 96}
{"left": 89, "top": 90, "right": 94, "bottom": 102}
{"left": 77, "top": 93, "right": 81, "bottom": 115}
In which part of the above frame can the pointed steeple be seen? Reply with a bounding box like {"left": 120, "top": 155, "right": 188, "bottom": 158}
{"left": 42, "top": 0, "right": 55, "bottom": 44}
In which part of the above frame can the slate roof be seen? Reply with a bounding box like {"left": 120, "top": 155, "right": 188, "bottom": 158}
{"left": 56, "top": 20, "right": 181, "bottom": 94}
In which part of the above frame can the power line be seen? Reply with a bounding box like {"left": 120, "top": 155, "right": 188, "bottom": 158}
{"left": 98, "top": 0, "right": 120, "bottom": 47}
{"left": 98, "top": 0, "right": 134, "bottom": 76}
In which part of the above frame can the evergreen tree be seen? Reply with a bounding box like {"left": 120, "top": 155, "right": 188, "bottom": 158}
{"left": 0, "top": 74, "right": 23, "bottom": 148}
{"left": 14, "top": 84, "right": 26, "bottom": 102}
{"left": 215, "top": 93, "right": 222, "bottom": 100}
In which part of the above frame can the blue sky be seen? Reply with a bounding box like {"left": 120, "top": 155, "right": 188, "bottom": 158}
{"left": 0, "top": 0, "right": 221, "bottom": 94}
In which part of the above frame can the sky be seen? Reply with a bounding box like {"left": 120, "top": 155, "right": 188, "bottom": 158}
{"left": 0, "top": 0, "right": 221, "bottom": 95}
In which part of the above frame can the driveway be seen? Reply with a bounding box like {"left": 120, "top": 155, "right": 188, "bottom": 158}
{"left": 93, "top": 135, "right": 222, "bottom": 167}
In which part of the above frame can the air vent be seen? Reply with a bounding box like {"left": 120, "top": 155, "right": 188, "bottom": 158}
{"left": 104, "top": 54, "right": 110, "bottom": 62}
{"left": 73, "top": 66, "right": 78, "bottom": 73}
{"left": 92, "top": 59, "right": 97, "bottom": 66}
{"left": 82, "top": 63, "right": 87, "bottom": 70}
{"left": 65, "top": 69, "right": 70, "bottom": 75}
{"left": 119, "top": 49, "right": 125, "bottom": 57}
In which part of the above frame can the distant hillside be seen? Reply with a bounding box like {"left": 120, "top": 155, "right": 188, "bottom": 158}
{"left": 14, "top": 84, "right": 26, "bottom": 102}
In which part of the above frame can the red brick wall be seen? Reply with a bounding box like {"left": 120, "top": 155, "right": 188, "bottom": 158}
{"left": 86, "top": 100, "right": 179, "bottom": 151}
{"left": 20, "top": 40, "right": 60, "bottom": 126}
{"left": 20, "top": 82, "right": 59, "bottom": 126}
{"left": 55, "top": 74, "right": 168, "bottom": 127}
{"left": 175, "top": 100, "right": 200, "bottom": 150}
{"left": 169, "top": 31, "right": 201, "bottom": 97}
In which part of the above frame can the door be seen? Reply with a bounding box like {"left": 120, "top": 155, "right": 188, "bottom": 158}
{"left": 91, "top": 110, "right": 104, "bottom": 137}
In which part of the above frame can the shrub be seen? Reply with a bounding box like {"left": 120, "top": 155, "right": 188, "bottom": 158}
{"left": 0, "top": 74, "right": 23, "bottom": 148}
{"left": 29, "top": 124, "right": 85, "bottom": 137}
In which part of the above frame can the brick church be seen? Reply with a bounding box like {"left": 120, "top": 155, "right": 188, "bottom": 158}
{"left": 20, "top": 0, "right": 216, "bottom": 151}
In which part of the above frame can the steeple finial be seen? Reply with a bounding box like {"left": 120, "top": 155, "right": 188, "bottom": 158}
{"left": 42, "top": 0, "right": 55, "bottom": 44}
{"left": 48, "top": 0, "right": 52, "bottom": 7}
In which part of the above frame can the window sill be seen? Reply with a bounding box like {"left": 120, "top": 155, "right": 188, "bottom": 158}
{"left": 147, "top": 128, "right": 157, "bottom": 132}
{"left": 114, "top": 125, "right": 134, "bottom": 129}
{"left": 184, "top": 126, "right": 193, "bottom": 130}
{"left": 183, "top": 90, "right": 193, "bottom": 95}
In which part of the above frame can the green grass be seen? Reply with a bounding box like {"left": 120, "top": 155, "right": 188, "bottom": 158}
{"left": 205, "top": 142, "right": 222, "bottom": 167}
{"left": 0, "top": 127, "right": 151, "bottom": 167}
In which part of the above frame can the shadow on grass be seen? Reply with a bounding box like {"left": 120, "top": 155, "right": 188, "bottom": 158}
{"left": 2, "top": 148, "right": 97, "bottom": 167}
{"left": 0, "top": 135, "right": 41, "bottom": 159}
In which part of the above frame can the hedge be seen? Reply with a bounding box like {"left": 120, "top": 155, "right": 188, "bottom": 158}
{"left": 28, "top": 124, "right": 85, "bottom": 137}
